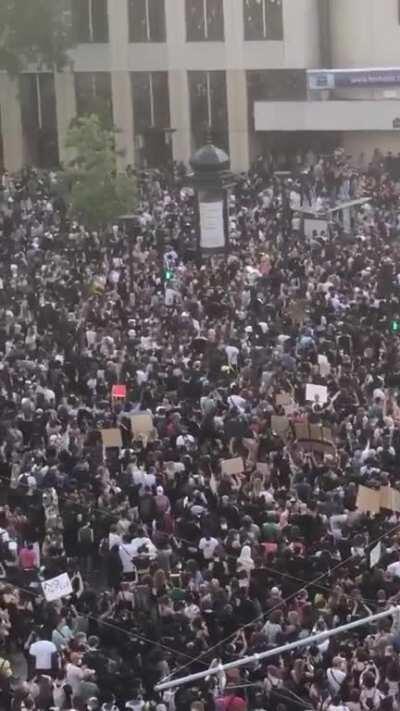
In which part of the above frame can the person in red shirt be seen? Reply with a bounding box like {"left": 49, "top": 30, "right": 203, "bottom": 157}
{"left": 19, "top": 543, "right": 36, "bottom": 570}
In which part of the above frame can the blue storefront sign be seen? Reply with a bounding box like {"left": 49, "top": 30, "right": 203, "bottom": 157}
{"left": 308, "top": 68, "right": 400, "bottom": 90}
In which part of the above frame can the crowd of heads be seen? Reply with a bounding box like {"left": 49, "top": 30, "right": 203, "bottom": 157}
{"left": 0, "top": 145, "right": 400, "bottom": 711}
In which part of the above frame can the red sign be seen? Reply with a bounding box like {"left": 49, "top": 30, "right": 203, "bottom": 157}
{"left": 112, "top": 385, "right": 127, "bottom": 399}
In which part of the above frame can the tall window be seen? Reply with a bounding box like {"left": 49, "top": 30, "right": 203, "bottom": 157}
{"left": 128, "top": 0, "right": 166, "bottom": 42}
{"left": 131, "top": 72, "right": 171, "bottom": 167}
{"left": 71, "top": 0, "right": 109, "bottom": 42}
{"left": 75, "top": 72, "right": 113, "bottom": 125}
{"left": 19, "top": 74, "right": 59, "bottom": 167}
{"left": 186, "top": 0, "right": 224, "bottom": 41}
{"left": 188, "top": 71, "right": 229, "bottom": 152}
{"left": 243, "top": 0, "right": 283, "bottom": 40}
{"left": 131, "top": 72, "right": 170, "bottom": 131}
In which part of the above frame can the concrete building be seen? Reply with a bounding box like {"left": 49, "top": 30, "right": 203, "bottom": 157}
{"left": 2, "top": 0, "right": 400, "bottom": 173}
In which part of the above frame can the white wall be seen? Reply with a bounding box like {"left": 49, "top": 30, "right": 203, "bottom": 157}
{"left": 254, "top": 100, "right": 400, "bottom": 132}
{"left": 330, "top": 0, "right": 400, "bottom": 68}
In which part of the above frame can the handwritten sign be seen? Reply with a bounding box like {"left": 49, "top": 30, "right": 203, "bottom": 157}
{"left": 306, "top": 384, "right": 328, "bottom": 405}
{"left": 42, "top": 573, "right": 73, "bottom": 602}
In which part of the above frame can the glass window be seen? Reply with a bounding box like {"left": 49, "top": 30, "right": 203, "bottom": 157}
{"left": 152, "top": 72, "right": 171, "bottom": 127}
{"left": 128, "top": 0, "right": 166, "bottom": 42}
{"left": 91, "top": 0, "right": 109, "bottom": 42}
{"left": 19, "top": 74, "right": 59, "bottom": 167}
{"left": 131, "top": 72, "right": 152, "bottom": 132}
{"left": 38, "top": 74, "right": 58, "bottom": 130}
{"left": 71, "top": 0, "right": 109, "bottom": 42}
{"left": 131, "top": 71, "right": 170, "bottom": 130}
{"left": 75, "top": 72, "right": 113, "bottom": 124}
{"left": 20, "top": 75, "right": 40, "bottom": 133}
{"left": 188, "top": 70, "right": 228, "bottom": 152}
{"left": 71, "top": 0, "right": 90, "bottom": 42}
{"left": 243, "top": 0, "right": 283, "bottom": 41}
{"left": 186, "top": 0, "right": 224, "bottom": 41}
{"left": 247, "top": 69, "right": 306, "bottom": 103}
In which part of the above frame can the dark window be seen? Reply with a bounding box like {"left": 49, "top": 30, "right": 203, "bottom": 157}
{"left": 19, "top": 74, "right": 58, "bottom": 167}
{"left": 91, "top": 0, "right": 109, "bottom": 42}
{"left": 131, "top": 72, "right": 171, "bottom": 167}
{"left": 71, "top": 0, "right": 109, "bottom": 42}
{"left": 247, "top": 69, "right": 306, "bottom": 104}
{"left": 128, "top": 0, "right": 166, "bottom": 42}
{"left": 188, "top": 70, "right": 228, "bottom": 152}
{"left": 243, "top": 0, "right": 283, "bottom": 40}
{"left": 131, "top": 71, "right": 170, "bottom": 131}
{"left": 186, "top": 0, "right": 224, "bottom": 41}
{"left": 75, "top": 72, "right": 113, "bottom": 124}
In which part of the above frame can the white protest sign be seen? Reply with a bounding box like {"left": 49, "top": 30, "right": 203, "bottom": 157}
{"left": 306, "top": 383, "right": 328, "bottom": 405}
{"left": 370, "top": 542, "right": 382, "bottom": 568}
{"left": 42, "top": 573, "right": 73, "bottom": 602}
{"left": 318, "top": 355, "right": 331, "bottom": 378}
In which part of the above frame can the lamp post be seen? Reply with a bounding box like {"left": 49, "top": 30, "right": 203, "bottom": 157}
{"left": 190, "top": 138, "right": 232, "bottom": 259}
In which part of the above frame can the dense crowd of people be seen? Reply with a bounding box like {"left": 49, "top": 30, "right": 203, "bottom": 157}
{"left": 1, "top": 145, "right": 400, "bottom": 711}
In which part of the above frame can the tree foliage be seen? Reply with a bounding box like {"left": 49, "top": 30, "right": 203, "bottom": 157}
{"left": 0, "top": 0, "right": 73, "bottom": 73}
{"left": 65, "top": 114, "right": 137, "bottom": 229}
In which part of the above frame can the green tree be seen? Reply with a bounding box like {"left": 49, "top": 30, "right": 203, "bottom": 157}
{"left": 66, "top": 114, "right": 137, "bottom": 229}
{"left": 0, "top": 0, "right": 73, "bottom": 73}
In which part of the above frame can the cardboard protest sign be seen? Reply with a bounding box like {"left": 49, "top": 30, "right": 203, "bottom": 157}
{"left": 380, "top": 486, "right": 400, "bottom": 513}
{"left": 276, "top": 392, "right": 296, "bottom": 415}
{"left": 221, "top": 457, "right": 244, "bottom": 476}
{"left": 42, "top": 573, "right": 73, "bottom": 602}
{"left": 112, "top": 384, "right": 127, "bottom": 399}
{"left": 101, "top": 428, "right": 123, "bottom": 448}
{"left": 295, "top": 422, "right": 310, "bottom": 441}
{"left": 370, "top": 542, "right": 382, "bottom": 569}
{"left": 271, "top": 415, "right": 290, "bottom": 441}
{"left": 295, "top": 422, "right": 335, "bottom": 455}
{"left": 131, "top": 413, "right": 154, "bottom": 437}
{"left": 306, "top": 384, "right": 328, "bottom": 405}
{"left": 356, "top": 485, "right": 381, "bottom": 514}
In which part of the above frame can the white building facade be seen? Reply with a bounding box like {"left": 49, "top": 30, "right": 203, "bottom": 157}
{"left": 2, "top": 0, "right": 400, "bottom": 173}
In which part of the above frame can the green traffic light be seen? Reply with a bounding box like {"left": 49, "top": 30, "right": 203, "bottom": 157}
{"left": 391, "top": 320, "right": 400, "bottom": 333}
{"left": 165, "top": 270, "right": 173, "bottom": 281}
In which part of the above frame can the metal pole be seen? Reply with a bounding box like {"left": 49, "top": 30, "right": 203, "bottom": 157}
{"left": 155, "top": 606, "right": 400, "bottom": 692}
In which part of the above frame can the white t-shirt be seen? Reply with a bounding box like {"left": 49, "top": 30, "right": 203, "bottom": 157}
{"left": 225, "top": 346, "right": 239, "bottom": 366}
{"left": 199, "top": 537, "right": 219, "bottom": 560}
{"left": 387, "top": 561, "right": 400, "bottom": 578}
{"left": 327, "top": 667, "right": 346, "bottom": 695}
{"left": 29, "top": 639, "right": 57, "bottom": 669}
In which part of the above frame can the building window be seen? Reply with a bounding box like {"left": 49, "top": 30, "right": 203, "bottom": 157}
{"left": 243, "top": 0, "right": 283, "bottom": 40}
{"left": 131, "top": 72, "right": 170, "bottom": 131}
{"left": 71, "top": 0, "right": 109, "bottom": 42}
{"left": 75, "top": 72, "right": 113, "bottom": 125}
{"left": 247, "top": 69, "right": 306, "bottom": 104}
{"left": 188, "top": 70, "right": 229, "bottom": 152}
{"left": 186, "top": 0, "right": 224, "bottom": 41}
{"left": 128, "top": 0, "right": 166, "bottom": 42}
{"left": 131, "top": 72, "right": 171, "bottom": 167}
{"left": 19, "top": 74, "right": 59, "bottom": 167}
